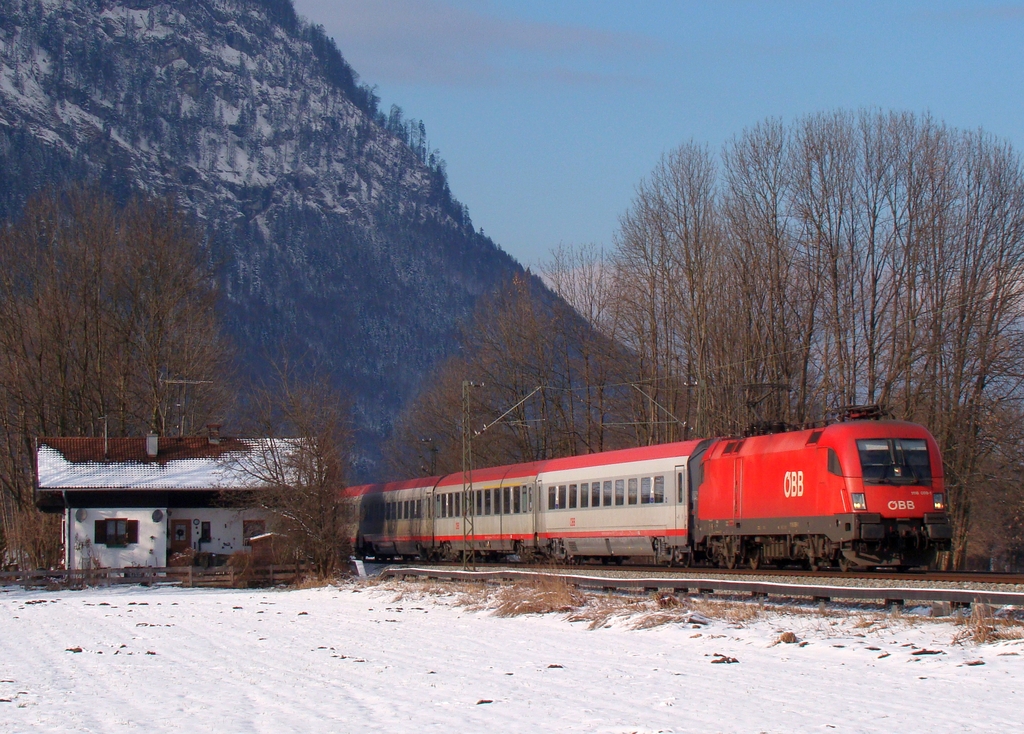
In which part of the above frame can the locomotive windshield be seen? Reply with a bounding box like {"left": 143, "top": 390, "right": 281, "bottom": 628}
{"left": 857, "top": 438, "right": 931, "bottom": 484}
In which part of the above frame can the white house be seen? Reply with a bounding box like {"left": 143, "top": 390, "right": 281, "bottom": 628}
{"left": 35, "top": 434, "right": 288, "bottom": 570}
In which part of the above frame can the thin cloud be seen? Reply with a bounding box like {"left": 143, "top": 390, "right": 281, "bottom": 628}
{"left": 292, "top": 0, "right": 658, "bottom": 87}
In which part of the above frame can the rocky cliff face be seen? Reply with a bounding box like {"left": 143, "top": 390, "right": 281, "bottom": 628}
{"left": 0, "top": 0, "right": 524, "bottom": 477}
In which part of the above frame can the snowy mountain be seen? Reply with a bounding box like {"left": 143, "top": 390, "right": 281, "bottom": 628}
{"left": 0, "top": 0, "right": 525, "bottom": 476}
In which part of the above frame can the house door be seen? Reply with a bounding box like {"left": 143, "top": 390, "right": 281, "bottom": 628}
{"left": 170, "top": 519, "right": 191, "bottom": 554}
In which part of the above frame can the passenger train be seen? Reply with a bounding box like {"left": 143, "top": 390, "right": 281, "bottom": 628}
{"left": 345, "top": 417, "right": 953, "bottom": 570}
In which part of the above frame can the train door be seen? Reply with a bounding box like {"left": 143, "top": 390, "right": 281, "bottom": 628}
{"left": 426, "top": 489, "right": 434, "bottom": 549}
{"left": 674, "top": 463, "right": 688, "bottom": 532}
{"left": 732, "top": 458, "right": 743, "bottom": 522}
{"left": 816, "top": 447, "right": 828, "bottom": 514}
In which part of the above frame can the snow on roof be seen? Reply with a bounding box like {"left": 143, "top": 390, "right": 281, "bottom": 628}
{"left": 36, "top": 437, "right": 293, "bottom": 490}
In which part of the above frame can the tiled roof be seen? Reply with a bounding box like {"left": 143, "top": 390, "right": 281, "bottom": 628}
{"left": 36, "top": 437, "right": 290, "bottom": 490}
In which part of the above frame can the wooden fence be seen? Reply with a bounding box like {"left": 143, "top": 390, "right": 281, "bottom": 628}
{"left": 0, "top": 564, "right": 308, "bottom": 590}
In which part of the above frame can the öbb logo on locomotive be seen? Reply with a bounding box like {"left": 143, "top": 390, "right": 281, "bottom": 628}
{"left": 888, "top": 500, "right": 915, "bottom": 511}
{"left": 783, "top": 470, "right": 804, "bottom": 498}
{"left": 349, "top": 417, "right": 954, "bottom": 570}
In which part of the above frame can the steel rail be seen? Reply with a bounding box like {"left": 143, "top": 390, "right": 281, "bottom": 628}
{"left": 380, "top": 566, "right": 1024, "bottom": 607}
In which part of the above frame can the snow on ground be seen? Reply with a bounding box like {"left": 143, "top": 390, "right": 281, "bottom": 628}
{"left": 1, "top": 579, "right": 1021, "bottom": 733}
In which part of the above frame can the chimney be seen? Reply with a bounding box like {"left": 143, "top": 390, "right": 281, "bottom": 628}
{"left": 207, "top": 423, "right": 222, "bottom": 445}
{"left": 146, "top": 433, "right": 159, "bottom": 458}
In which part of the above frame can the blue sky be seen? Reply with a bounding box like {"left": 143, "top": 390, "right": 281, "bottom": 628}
{"left": 291, "top": 0, "right": 1024, "bottom": 267}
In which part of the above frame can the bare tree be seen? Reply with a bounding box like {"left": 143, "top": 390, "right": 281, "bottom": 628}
{"left": 236, "top": 360, "right": 353, "bottom": 577}
{"left": 0, "top": 186, "right": 231, "bottom": 568}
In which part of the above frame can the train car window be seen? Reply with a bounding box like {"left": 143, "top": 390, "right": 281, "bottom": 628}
{"left": 592, "top": 483, "right": 602, "bottom": 507}
{"left": 807, "top": 430, "right": 824, "bottom": 445}
{"left": 654, "top": 475, "right": 665, "bottom": 503}
{"left": 416, "top": 499, "right": 422, "bottom": 519}
{"left": 484, "top": 489, "right": 492, "bottom": 516}
{"left": 678, "top": 473, "right": 684, "bottom": 504}
{"left": 436, "top": 495, "right": 442, "bottom": 518}
{"left": 628, "top": 478, "right": 638, "bottom": 505}
{"left": 569, "top": 484, "right": 578, "bottom": 509}
{"left": 603, "top": 481, "right": 613, "bottom": 507}
{"left": 513, "top": 486, "right": 521, "bottom": 514}
{"left": 558, "top": 485, "right": 567, "bottom": 510}
{"left": 580, "top": 483, "right": 589, "bottom": 508}
{"left": 455, "top": 492, "right": 461, "bottom": 517}
{"left": 528, "top": 487, "right": 533, "bottom": 512}
{"left": 615, "top": 479, "right": 625, "bottom": 506}
{"left": 476, "top": 490, "right": 483, "bottom": 516}
{"left": 548, "top": 486, "right": 557, "bottom": 510}
{"left": 828, "top": 449, "right": 842, "bottom": 476}
{"left": 641, "top": 477, "right": 652, "bottom": 503}
{"left": 404, "top": 501, "right": 410, "bottom": 520}
{"left": 503, "top": 487, "right": 511, "bottom": 514}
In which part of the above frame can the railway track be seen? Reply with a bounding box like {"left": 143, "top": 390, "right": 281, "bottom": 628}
{"left": 372, "top": 559, "right": 1024, "bottom": 587}
{"left": 374, "top": 561, "right": 1024, "bottom": 608}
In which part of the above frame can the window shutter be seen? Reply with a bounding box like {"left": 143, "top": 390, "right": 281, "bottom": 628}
{"left": 94, "top": 519, "right": 107, "bottom": 545}
{"left": 126, "top": 520, "right": 139, "bottom": 544}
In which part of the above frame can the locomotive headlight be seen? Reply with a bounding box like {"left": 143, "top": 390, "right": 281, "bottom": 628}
{"left": 851, "top": 493, "right": 867, "bottom": 511}
{"left": 933, "top": 493, "right": 945, "bottom": 510}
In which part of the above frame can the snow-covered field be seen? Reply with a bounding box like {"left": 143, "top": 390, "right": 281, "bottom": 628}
{"left": 1, "top": 578, "right": 1021, "bottom": 733}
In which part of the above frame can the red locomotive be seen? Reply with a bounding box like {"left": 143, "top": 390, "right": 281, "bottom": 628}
{"left": 346, "top": 416, "right": 952, "bottom": 570}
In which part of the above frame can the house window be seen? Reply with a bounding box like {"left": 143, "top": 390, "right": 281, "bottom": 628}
{"left": 243, "top": 520, "right": 266, "bottom": 546}
{"left": 200, "top": 522, "right": 212, "bottom": 543}
{"left": 94, "top": 519, "right": 139, "bottom": 547}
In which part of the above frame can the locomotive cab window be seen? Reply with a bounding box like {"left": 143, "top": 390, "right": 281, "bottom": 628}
{"left": 857, "top": 439, "right": 931, "bottom": 484}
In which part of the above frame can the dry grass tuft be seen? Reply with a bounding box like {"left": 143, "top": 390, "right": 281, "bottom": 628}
{"left": 655, "top": 592, "right": 682, "bottom": 609}
{"left": 567, "top": 595, "right": 644, "bottom": 629}
{"left": 493, "top": 576, "right": 586, "bottom": 617}
{"left": 289, "top": 573, "right": 338, "bottom": 590}
{"left": 953, "top": 604, "right": 1024, "bottom": 645}
{"left": 690, "top": 598, "right": 763, "bottom": 624}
